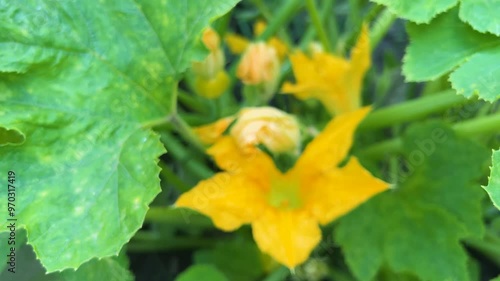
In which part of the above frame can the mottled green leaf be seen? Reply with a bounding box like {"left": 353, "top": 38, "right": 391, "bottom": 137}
{"left": 0, "top": 0, "right": 239, "bottom": 273}
{"left": 0, "top": 235, "right": 134, "bottom": 281}
{"left": 459, "top": 0, "right": 500, "bottom": 36}
{"left": 371, "top": 0, "right": 457, "bottom": 23}
{"left": 336, "top": 122, "right": 489, "bottom": 281}
{"left": 404, "top": 8, "right": 500, "bottom": 102}
{"left": 484, "top": 149, "right": 500, "bottom": 210}
{"left": 176, "top": 265, "right": 229, "bottom": 281}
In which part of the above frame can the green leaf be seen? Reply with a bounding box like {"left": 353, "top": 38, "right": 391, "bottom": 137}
{"left": 449, "top": 47, "right": 500, "bottom": 101}
{"left": 1, "top": 232, "right": 134, "bottom": 281}
{"left": 459, "top": 0, "right": 500, "bottom": 36}
{"left": 484, "top": 149, "right": 500, "bottom": 210}
{"left": 175, "top": 265, "right": 229, "bottom": 281}
{"left": 371, "top": 0, "right": 500, "bottom": 36}
{"left": 0, "top": 0, "right": 239, "bottom": 273}
{"left": 194, "top": 236, "right": 265, "bottom": 281}
{"left": 0, "top": 126, "right": 25, "bottom": 146}
{"left": 404, "top": 8, "right": 500, "bottom": 102}
{"left": 371, "top": 0, "right": 457, "bottom": 23}
{"left": 336, "top": 122, "right": 489, "bottom": 281}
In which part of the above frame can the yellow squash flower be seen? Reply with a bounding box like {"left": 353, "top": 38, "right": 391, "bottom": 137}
{"left": 176, "top": 107, "right": 389, "bottom": 268}
{"left": 282, "top": 25, "right": 370, "bottom": 114}
{"left": 225, "top": 20, "right": 288, "bottom": 61}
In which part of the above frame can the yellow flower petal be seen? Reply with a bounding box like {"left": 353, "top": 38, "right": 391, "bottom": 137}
{"left": 347, "top": 24, "right": 370, "bottom": 112}
{"left": 225, "top": 33, "right": 250, "bottom": 54}
{"left": 254, "top": 20, "right": 267, "bottom": 36}
{"left": 193, "top": 116, "right": 235, "bottom": 145}
{"left": 252, "top": 209, "right": 321, "bottom": 268}
{"left": 292, "top": 107, "right": 371, "bottom": 178}
{"left": 281, "top": 26, "right": 371, "bottom": 114}
{"left": 207, "top": 136, "right": 279, "bottom": 187}
{"left": 304, "top": 156, "right": 389, "bottom": 224}
{"left": 268, "top": 37, "right": 288, "bottom": 61}
{"left": 176, "top": 172, "right": 267, "bottom": 231}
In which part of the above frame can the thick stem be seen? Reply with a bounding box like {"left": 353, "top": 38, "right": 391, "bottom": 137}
{"left": 160, "top": 132, "right": 213, "bottom": 179}
{"left": 361, "top": 113, "right": 500, "bottom": 158}
{"left": 145, "top": 206, "right": 213, "bottom": 228}
{"left": 359, "top": 90, "right": 467, "bottom": 131}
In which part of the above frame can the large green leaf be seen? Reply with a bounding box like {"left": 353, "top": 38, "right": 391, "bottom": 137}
{"left": 484, "top": 149, "right": 500, "bottom": 209}
{"left": 0, "top": 234, "right": 134, "bottom": 281}
{"left": 371, "top": 0, "right": 457, "bottom": 23}
{"left": 459, "top": 0, "right": 500, "bottom": 36}
{"left": 371, "top": 0, "right": 500, "bottom": 35}
{"left": 404, "top": 8, "right": 500, "bottom": 102}
{"left": 0, "top": 0, "right": 239, "bottom": 273}
{"left": 336, "top": 122, "right": 489, "bottom": 281}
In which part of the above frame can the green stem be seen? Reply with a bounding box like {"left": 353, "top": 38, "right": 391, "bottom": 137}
{"left": 453, "top": 112, "right": 500, "bottom": 137}
{"left": 160, "top": 132, "right": 213, "bottom": 179}
{"left": 171, "top": 114, "right": 206, "bottom": 152}
{"left": 359, "top": 90, "right": 467, "bottom": 130}
{"left": 306, "top": 0, "right": 332, "bottom": 51}
{"left": 178, "top": 90, "right": 210, "bottom": 114}
{"left": 128, "top": 235, "right": 215, "bottom": 252}
{"left": 362, "top": 113, "right": 500, "bottom": 158}
{"left": 145, "top": 206, "right": 213, "bottom": 228}
{"left": 159, "top": 161, "right": 191, "bottom": 193}
{"left": 369, "top": 8, "right": 397, "bottom": 50}
{"left": 257, "top": 0, "right": 303, "bottom": 41}
{"left": 300, "top": 0, "right": 334, "bottom": 48}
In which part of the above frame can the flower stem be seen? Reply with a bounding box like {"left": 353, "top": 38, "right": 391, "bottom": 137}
{"left": 160, "top": 132, "right": 214, "bottom": 179}
{"left": 128, "top": 233, "right": 216, "bottom": 252}
{"left": 159, "top": 161, "right": 191, "bottom": 193}
{"left": 369, "top": 8, "right": 397, "bottom": 50}
{"left": 144, "top": 206, "right": 213, "bottom": 228}
{"left": 170, "top": 114, "right": 206, "bottom": 152}
{"left": 359, "top": 90, "right": 467, "bottom": 130}
{"left": 362, "top": 113, "right": 500, "bottom": 158}
{"left": 257, "top": 0, "right": 303, "bottom": 41}
{"left": 306, "top": 0, "right": 332, "bottom": 52}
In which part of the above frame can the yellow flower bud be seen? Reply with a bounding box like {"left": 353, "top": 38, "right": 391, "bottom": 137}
{"left": 230, "top": 107, "right": 300, "bottom": 154}
{"left": 192, "top": 28, "right": 225, "bottom": 80}
{"left": 193, "top": 70, "right": 230, "bottom": 99}
{"left": 237, "top": 42, "right": 280, "bottom": 85}
{"left": 201, "top": 27, "right": 220, "bottom": 52}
